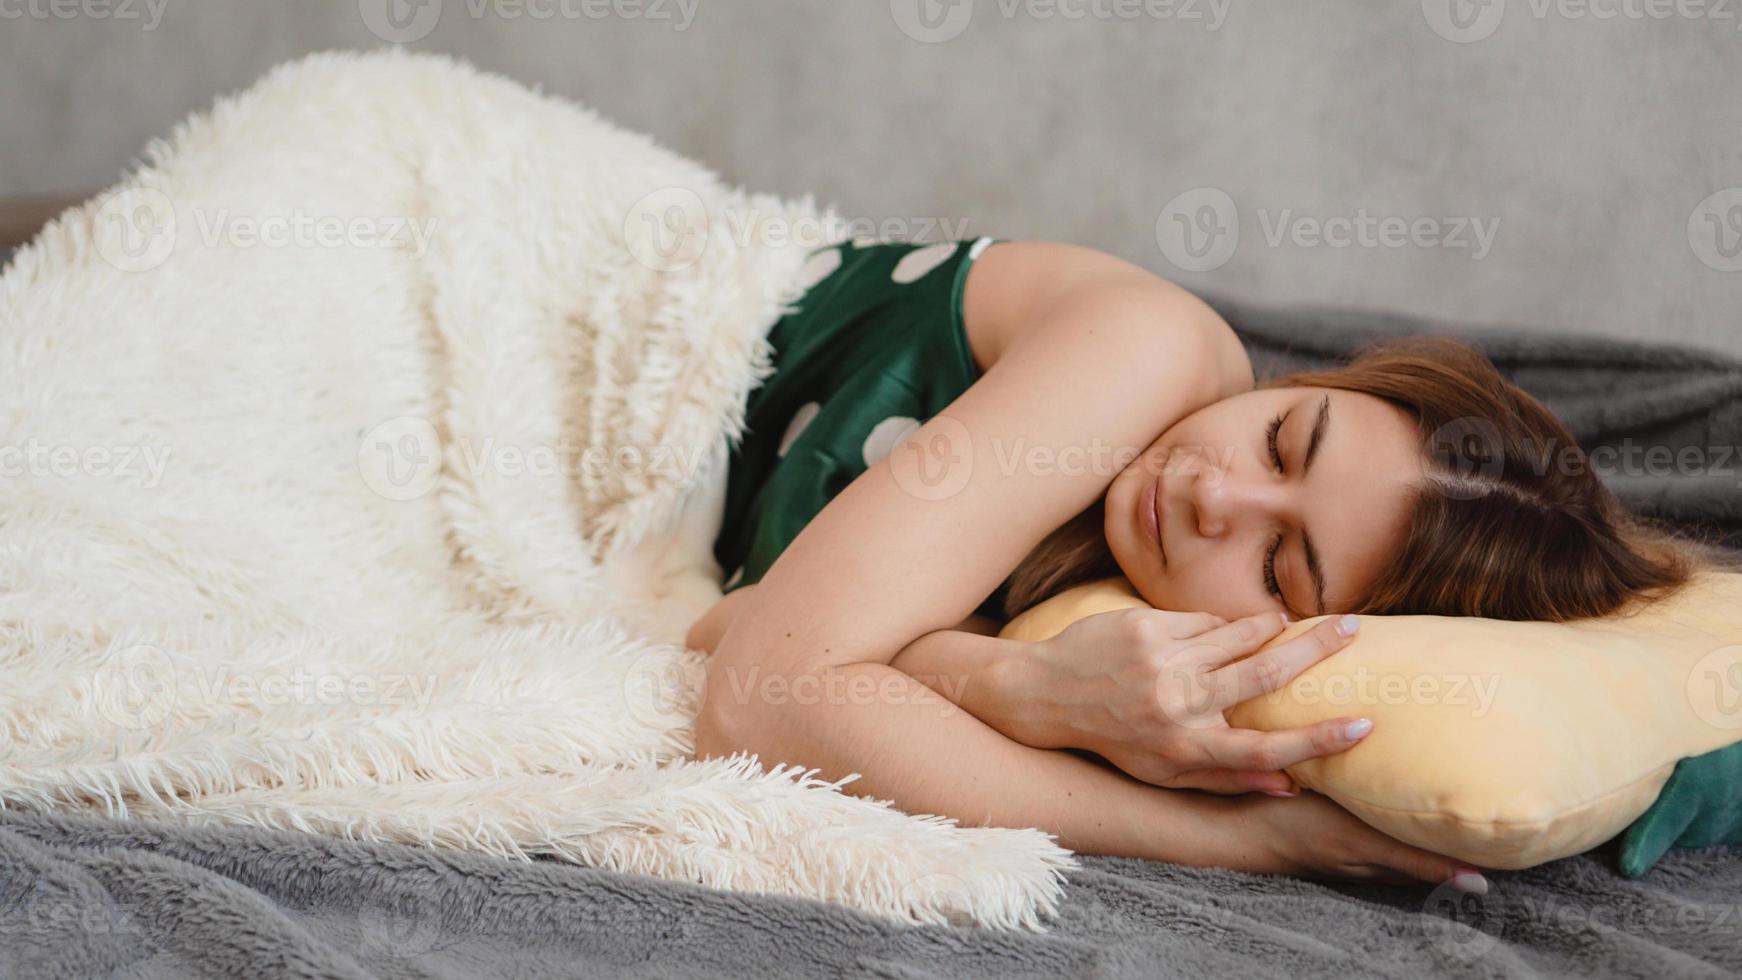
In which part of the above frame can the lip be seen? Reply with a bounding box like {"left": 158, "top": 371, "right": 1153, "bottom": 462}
{"left": 1141, "top": 474, "right": 1166, "bottom": 566}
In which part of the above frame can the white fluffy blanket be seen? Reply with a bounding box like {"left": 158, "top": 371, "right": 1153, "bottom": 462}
{"left": 0, "top": 50, "right": 1073, "bottom": 929}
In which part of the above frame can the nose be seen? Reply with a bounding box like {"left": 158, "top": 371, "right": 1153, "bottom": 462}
{"left": 1190, "top": 457, "right": 1289, "bottom": 539}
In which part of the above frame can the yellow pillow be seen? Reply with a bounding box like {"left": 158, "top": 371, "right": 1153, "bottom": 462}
{"left": 998, "top": 573, "right": 1742, "bottom": 869}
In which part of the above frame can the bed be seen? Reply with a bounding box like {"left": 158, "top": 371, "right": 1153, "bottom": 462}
{"left": 3, "top": 229, "right": 1737, "bottom": 976}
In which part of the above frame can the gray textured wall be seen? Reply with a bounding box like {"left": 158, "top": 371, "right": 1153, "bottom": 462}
{"left": 1, "top": 1, "right": 1739, "bottom": 355}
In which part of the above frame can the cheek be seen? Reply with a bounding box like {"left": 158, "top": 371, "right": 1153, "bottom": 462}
{"left": 1148, "top": 548, "right": 1269, "bottom": 619}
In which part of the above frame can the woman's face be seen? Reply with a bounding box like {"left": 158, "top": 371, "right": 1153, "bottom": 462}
{"left": 1104, "top": 386, "right": 1425, "bottom": 621}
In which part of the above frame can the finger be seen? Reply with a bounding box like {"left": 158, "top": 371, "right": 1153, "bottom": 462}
{"left": 1216, "top": 614, "right": 1362, "bottom": 707}
{"left": 1178, "top": 610, "right": 1291, "bottom": 668}
{"left": 1162, "top": 768, "right": 1295, "bottom": 795}
{"left": 1195, "top": 718, "right": 1374, "bottom": 773}
{"left": 1158, "top": 611, "right": 1227, "bottom": 640}
{"left": 1382, "top": 842, "right": 1489, "bottom": 892}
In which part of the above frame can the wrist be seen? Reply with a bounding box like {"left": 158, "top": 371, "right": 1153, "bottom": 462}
{"left": 1204, "top": 794, "right": 1291, "bottom": 874}
{"left": 1081, "top": 781, "right": 1259, "bottom": 868}
{"left": 986, "top": 639, "right": 1075, "bottom": 750}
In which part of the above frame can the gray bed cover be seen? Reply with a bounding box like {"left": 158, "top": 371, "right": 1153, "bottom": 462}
{"left": 3, "top": 808, "right": 1738, "bottom": 979}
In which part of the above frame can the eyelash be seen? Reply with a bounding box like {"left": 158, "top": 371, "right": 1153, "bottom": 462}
{"left": 1265, "top": 414, "right": 1286, "bottom": 473}
{"left": 1263, "top": 414, "right": 1286, "bottom": 600}
{"left": 1263, "top": 534, "right": 1284, "bottom": 600}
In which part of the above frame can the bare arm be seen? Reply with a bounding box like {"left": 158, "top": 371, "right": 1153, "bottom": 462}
{"left": 692, "top": 245, "right": 1475, "bottom": 884}
{"left": 703, "top": 615, "right": 1464, "bottom": 878}
{"left": 686, "top": 584, "right": 999, "bottom": 654}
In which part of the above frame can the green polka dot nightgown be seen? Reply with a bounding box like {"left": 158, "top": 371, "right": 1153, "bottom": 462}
{"left": 711, "top": 235, "right": 1008, "bottom": 620}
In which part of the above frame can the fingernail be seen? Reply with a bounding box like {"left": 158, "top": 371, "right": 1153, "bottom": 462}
{"left": 1344, "top": 718, "right": 1374, "bottom": 740}
{"left": 1336, "top": 614, "right": 1361, "bottom": 637}
{"left": 1279, "top": 611, "right": 1294, "bottom": 624}
{"left": 1262, "top": 789, "right": 1297, "bottom": 798}
{"left": 1450, "top": 871, "right": 1490, "bottom": 895}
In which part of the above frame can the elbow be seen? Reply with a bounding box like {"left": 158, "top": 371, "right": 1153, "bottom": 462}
{"left": 691, "top": 659, "right": 769, "bottom": 764}
{"left": 691, "top": 688, "right": 744, "bottom": 762}
{"left": 691, "top": 655, "right": 826, "bottom": 771}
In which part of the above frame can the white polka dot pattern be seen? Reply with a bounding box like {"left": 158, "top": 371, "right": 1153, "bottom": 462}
{"left": 797, "top": 248, "right": 841, "bottom": 292}
{"left": 778, "top": 401, "right": 821, "bottom": 457}
{"left": 890, "top": 243, "right": 958, "bottom": 284}
{"left": 862, "top": 416, "right": 924, "bottom": 468}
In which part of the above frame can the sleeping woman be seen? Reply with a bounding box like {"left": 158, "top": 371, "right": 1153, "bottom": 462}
{"left": 683, "top": 236, "right": 1702, "bottom": 895}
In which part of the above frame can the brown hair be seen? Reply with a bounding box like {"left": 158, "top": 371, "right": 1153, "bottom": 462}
{"left": 1002, "top": 336, "right": 1716, "bottom": 622}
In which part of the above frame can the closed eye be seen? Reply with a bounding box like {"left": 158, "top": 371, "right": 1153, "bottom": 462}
{"left": 1265, "top": 413, "right": 1286, "bottom": 473}
{"left": 1263, "top": 412, "right": 1292, "bottom": 608}
{"left": 1263, "top": 533, "right": 1284, "bottom": 601}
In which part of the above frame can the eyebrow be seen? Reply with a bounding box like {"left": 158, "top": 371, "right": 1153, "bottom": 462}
{"left": 1299, "top": 395, "right": 1332, "bottom": 616}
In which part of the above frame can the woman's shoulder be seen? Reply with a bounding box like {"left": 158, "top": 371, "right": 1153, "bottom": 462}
{"left": 962, "top": 239, "right": 1253, "bottom": 398}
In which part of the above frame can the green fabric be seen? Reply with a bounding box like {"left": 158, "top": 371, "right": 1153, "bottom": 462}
{"left": 1617, "top": 740, "right": 1742, "bottom": 875}
{"left": 713, "top": 236, "right": 1005, "bottom": 618}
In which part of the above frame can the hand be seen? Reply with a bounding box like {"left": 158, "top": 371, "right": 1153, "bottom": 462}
{"left": 1007, "top": 607, "right": 1373, "bottom": 795}
{"left": 1227, "top": 790, "right": 1490, "bottom": 891}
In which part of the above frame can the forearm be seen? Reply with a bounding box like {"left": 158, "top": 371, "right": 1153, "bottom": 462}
{"left": 694, "top": 659, "right": 1257, "bottom": 867}
{"left": 888, "top": 628, "right": 1051, "bottom": 746}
